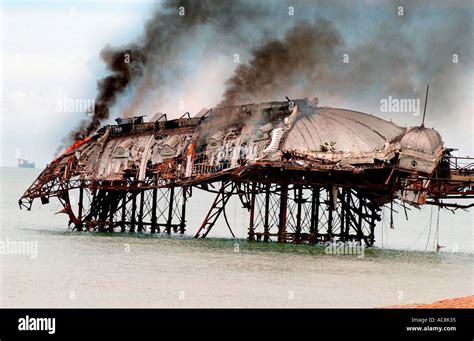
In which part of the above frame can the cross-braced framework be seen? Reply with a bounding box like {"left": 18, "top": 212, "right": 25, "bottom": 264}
{"left": 50, "top": 181, "right": 189, "bottom": 235}
{"left": 243, "top": 183, "right": 381, "bottom": 246}
{"left": 19, "top": 155, "right": 474, "bottom": 247}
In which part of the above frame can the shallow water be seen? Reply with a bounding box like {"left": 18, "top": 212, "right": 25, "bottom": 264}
{"left": 0, "top": 167, "right": 473, "bottom": 307}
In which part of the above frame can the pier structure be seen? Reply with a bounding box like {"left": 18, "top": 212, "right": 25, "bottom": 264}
{"left": 20, "top": 99, "right": 474, "bottom": 245}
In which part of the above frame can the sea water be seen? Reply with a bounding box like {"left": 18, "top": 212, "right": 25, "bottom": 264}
{"left": 0, "top": 167, "right": 472, "bottom": 307}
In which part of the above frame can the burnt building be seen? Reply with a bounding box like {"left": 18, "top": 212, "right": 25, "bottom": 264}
{"left": 19, "top": 98, "right": 474, "bottom": 245}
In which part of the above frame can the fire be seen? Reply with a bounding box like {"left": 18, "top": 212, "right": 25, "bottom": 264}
{"left": 63, "top": 136, "right": 92, "bottom": 155}
{"left": 187, "top": 143, "right": 195, "bottom": 160}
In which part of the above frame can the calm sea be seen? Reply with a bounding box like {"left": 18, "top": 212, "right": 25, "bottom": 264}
{"left": 0, "top": 167, "right": 472, "bottom": 307}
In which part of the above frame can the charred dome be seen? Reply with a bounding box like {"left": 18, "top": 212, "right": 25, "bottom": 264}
{"left": 50, "top": 98, "right": 444, "bottom": 181}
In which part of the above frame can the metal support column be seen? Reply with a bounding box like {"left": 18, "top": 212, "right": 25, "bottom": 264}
{"left": 130, "top": 192, "right": 137, "bottom": 232}
{"left": 327, "top": 188, "right": 333, "bottom": 241}
{"left": 248, "top": 182, "right": 256, "bottom": 241}
{"left": 179, "top": 187, "right": 187, "bottom": 234}
{"left": 278, "top": 183, "right": 288, "bottom": 243}
{"left": 151, "top": 188, "right": 157, "bottom": 234}
{"left": 121, "top": 191, "right": 127, "bottom": 232}
{"left": 166, "top": 187, "right": 175, "bottom": 234}
{"left": 344, "top": 190, "right": 351, "bottom": 240}
{"left": 340, "top": 188, "right": 345, "bottom": 241}
{"left": 369, "top": 206, "right": 376, "bottom": 246}
{"left": 263, "top": 183, "right": 271, "bottom": 242}
{"left": 76, "top": 186, "right": 84, "bottom": 231}
{"left": 138, "top": 190, "right": 145, "bottom": 232}
{"left": 295, "top": 185, "right": 303, "bottom": 243}
{"left": 357, "top": 194, "right": 364, "bottom": 241}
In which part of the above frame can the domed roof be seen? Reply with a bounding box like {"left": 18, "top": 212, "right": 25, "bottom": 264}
{"left": 282, "top": 107, "right": 405, "bottom": 153}
{"left": 399, "top": 126, "right": 443, "bottom": 154}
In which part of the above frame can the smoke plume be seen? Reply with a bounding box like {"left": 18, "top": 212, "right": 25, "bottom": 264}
{"left": 64, "top": 0, "right": 266, "bottom": 146}
{"left": 219, "top": 19, "right": 343, "bottom": 107}
{"left": 60, "top": 0, "right": 473, "bottom": 155}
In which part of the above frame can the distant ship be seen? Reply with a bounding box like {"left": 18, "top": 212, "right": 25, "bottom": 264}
{"left": 18, "top": 157, "right": 35, "bottom": 168}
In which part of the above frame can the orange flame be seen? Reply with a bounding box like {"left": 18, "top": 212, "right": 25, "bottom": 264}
{"left": 63, "top": 136, "right": 93, "bottom": 155}
{"left": 187, "top": 143, "right": 195, "bottom": 160}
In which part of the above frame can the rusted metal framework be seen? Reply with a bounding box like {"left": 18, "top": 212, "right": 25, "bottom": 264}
{"left": 194, "top": 183, "right": 382, "bottom": 245}
{"left": 75, "top": 184, "right": 188, "bottom": 234}
{"left": 19, "top": 99, "right": 474, "bottom": 246}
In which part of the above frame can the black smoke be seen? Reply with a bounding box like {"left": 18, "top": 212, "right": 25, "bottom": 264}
{"left": 61, "top": 0, "right": 473, "bottom": 155}
{"left": 64, "top": 0, "right": 267, "bottom": 146}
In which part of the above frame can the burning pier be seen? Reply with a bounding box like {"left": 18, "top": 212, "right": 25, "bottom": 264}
{"left": 19, "top": 98, "right": 474, "bottom": 246}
